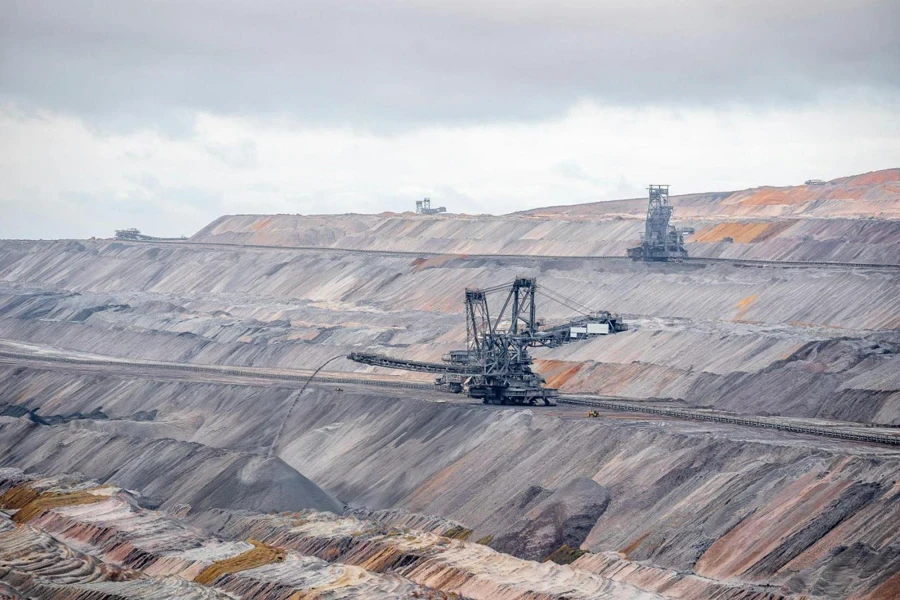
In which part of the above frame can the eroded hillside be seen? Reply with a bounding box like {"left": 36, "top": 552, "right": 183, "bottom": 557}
{"left": 1, "top": 169, "right": 899, "bottom": 598}
{"left": 192, "top": 169, "right": 900, "bottom": 263}
{"left": 1, "top": 237, "right": 898, "bottom": 423}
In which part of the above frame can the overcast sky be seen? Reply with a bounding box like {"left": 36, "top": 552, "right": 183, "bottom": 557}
{"left": 1, "top": 0, "right": 899, "bottom": 239}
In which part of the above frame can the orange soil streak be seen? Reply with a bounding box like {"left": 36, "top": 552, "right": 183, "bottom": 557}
{"left": 405, "top": 453, "right": 478, "bottom": 508}
{"left": 12, "top": 489, "right": 108, "bottom": 523}
{"left": 734, "top": 294, "right": 759, "bottom": 321}
{"left": 844, "top": 169, "right": 900, "bottom": 186}
{"left": 194, "top": 539, "right": 286, "bottom": 585}
{"left": 695, "top": 471, "right": 852, "bottom": 580}
{"left": 410, "top": 254, "right": 460, "bottom": 273}
{"left": 250, "top": 217, "right": 274, "bottom": 233}
{"left": 693, "top": 222, "right": 775, "bottom": 243}
{"left": 620, "top": 531, "right": 651, "bottom": 558}
{"left": 751, "top": 219, "right": 799, "bottom": 242}
{"left": 0, "top": 483, "right": 40, "bottom": 510}
{"left": 786, "top": 477, "right": 900, "bottom": 575}
{"left": 535, "top": 360, "right": 584, "bottom": 388}
{"left": 742, "top": 188, "right": 819, "bottom": 206}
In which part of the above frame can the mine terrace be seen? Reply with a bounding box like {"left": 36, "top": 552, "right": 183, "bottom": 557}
{"left": 1, "top": 170, "right": 900, "bottom": 599}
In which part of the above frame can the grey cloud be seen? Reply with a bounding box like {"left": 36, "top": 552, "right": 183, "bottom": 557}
{"left": 554, "top": 160, "right": 598, "bottom": 184}
{"left": 205, "top": 139, "right": 259, "bottom": 168}
{"left": 0, "top": 185, "right": 211, "bottom": 240}
{"left": 1, "top": 0, "right": 898, "bottom": 131}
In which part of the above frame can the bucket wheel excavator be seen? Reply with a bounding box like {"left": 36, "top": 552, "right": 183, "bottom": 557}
{"left": 349, "top": 278, "right": 625, "bottom": 406}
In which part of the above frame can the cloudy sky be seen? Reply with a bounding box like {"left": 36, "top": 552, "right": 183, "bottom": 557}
{"left": 1, "top": 0, "right": 899, "bottom": 239}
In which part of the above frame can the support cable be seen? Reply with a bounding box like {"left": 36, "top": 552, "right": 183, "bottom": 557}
{"left": 542, "top": 287, "right": 595, "bottom": 314}
{"left": 266, "top": 354, "right": 346, "bottom": 458}
{"left": 536, "top": 288, "right": 592, "bottom": 316}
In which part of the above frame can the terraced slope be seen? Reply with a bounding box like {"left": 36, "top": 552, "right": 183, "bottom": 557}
{"left": 3, "top": 468, "right": 741, "bottom": 599}
{"left": 0, "top": 470, "right": 448, "bottom": 599}
{"left": 516, "top": 168, "right": 900, "bottom": 220}
{"left": 1, "top": 367, "right": 899, "bottom": 598}
{"left": 191, "top": 169, "right": 900, "bottom": 264}
{"left": 521, "top": 169, "right": 900, "bottom": 220}
{"left": 1, "top": 238, "right": 898, "bottom": 423}
{"left": 0, "top": 386, "right": 342, "bottom": 515}
{"left": 0, "top": 169, "right": 898, "bottom": 598}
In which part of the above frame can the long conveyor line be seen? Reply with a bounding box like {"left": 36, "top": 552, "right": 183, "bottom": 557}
{"left": 102, "top": 239, "right": 900, "bottom": 270}
{"left": 556, "top": 397, "right": 900, "bottom": 447}
{"left": 2, "top": 349, "right": 900, "bottom": 447}
{"left": 0, "top": 350, "right": 434, "bottom": 391}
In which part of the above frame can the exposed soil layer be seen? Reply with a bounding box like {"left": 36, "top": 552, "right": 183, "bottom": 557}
{"left": 192, "top": 169, "right": 900, "bottom": 263}
{"left": 0, "top": 237, "right": 899, "bottom": 425}
{"left": 0, "top": 169, "right": 898, "bottom": 598}
{"left": 0, "top": 469, "right": 447, "bottom": 599}
{"left": 1, "top": 366, "right": 899, "bottom": 598}
{"left": 490, "top": 477, "right": 611, "bottom": 561}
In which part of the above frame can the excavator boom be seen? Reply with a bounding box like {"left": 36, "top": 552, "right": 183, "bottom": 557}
{"left": 347, "top": 278, "right": 624, "bottom": 406}
{"left": 348, "top": 352, "right": 477, "bottom": 375}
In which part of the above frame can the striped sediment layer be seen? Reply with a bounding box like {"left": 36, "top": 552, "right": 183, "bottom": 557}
{"left": 0, "top": 506, "right": 226, "bottom": 599}
{"left": 521, "top": 169, "right": 900, "bottom": 221}
{"left": 191, "top": 213, "right": 900, "bottom": 265}
{"left": 0, "top": 468, "right": 682, "bottom": 599}
{"left": 0, "top": 469, "right": 448, "bottom": 599}
{"left": 0, "top": 237, "right": 898, "bottom": 424}
{"left": 0, "top": 169, "right": 898, "bottom": 598}
{"left": 192, "top": 169, "right": 900, "bottom": 264}
{"left": 268, "top": 389, "right": 900, "bottom": 599}
{"left": 196, "top": 508, "right": 800, "bottom": 600}
{"left": 0, "top": 466, "right": 829, "bottom": 599}
{"left": 3, "top": 366, "right": 898, "bottom": 597}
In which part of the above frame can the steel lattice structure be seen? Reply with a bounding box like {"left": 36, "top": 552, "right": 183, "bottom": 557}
{"left": 627, "top": 185, "right": 693, "bottom": 261}
{"left": 349, "top": 278, "right": 625, "bottom": 405}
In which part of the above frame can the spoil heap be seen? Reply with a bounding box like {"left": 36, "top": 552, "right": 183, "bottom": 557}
{"left": 194, "top": 169, "right": 900, "bottom": 263}
{"left": 0, "top": 469, "right": 667, "bottom": 599}
{"left": 0, "top": 168, "right": 898, "bottom": 598}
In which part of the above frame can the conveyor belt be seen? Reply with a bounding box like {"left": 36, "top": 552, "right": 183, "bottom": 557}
{"left": 3, "top": 349, "right": 900, "bottom": 447}
{"left": 557, "top": 396, "right": 900, "bottom": 447}
{"left": 348, "top": 352, "right": 475, "bottom": 374}
{"left": 105, "top": 239, "right": 900, "bottom": 270}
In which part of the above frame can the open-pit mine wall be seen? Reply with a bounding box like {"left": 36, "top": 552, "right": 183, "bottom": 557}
{"left": 192, "top": 169, "right": 900, "bottom": 264}
{"left": 521, "top": 169, "right": 900, "bottom": 219}
{"left": 1, "top": 169, "right": 899, "bottom": 598}
{"left": 10, "top": 467, "right": 807, "bottom": 600}
{"left": 192, "top": 212, "right": 900, "bottom": 264}
{"left": 1, "top": 372, "right": 900, "bottom": 598}
{"left": 1, "top": 236, "right": 898, "bottom": 424}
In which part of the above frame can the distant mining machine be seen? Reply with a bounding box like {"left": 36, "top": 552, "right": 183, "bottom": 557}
{"left": 627, "top": 185, "right": 693, "bottom": 261}
{"left": 114, "top": 228, "right": 151, "bottom": 241}
{"left": 415, "top": 197, "right": 447, "bottom": 215}
{"left": 349, "top": 278, "right": 626, "bottom": 406}
{"left": 114, "top": 229, "right": 188, "bottom": 241}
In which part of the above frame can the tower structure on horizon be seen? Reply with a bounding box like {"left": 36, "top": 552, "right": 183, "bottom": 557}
{"left": 627, "top": 185, "right": 693, "bottom": 261}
